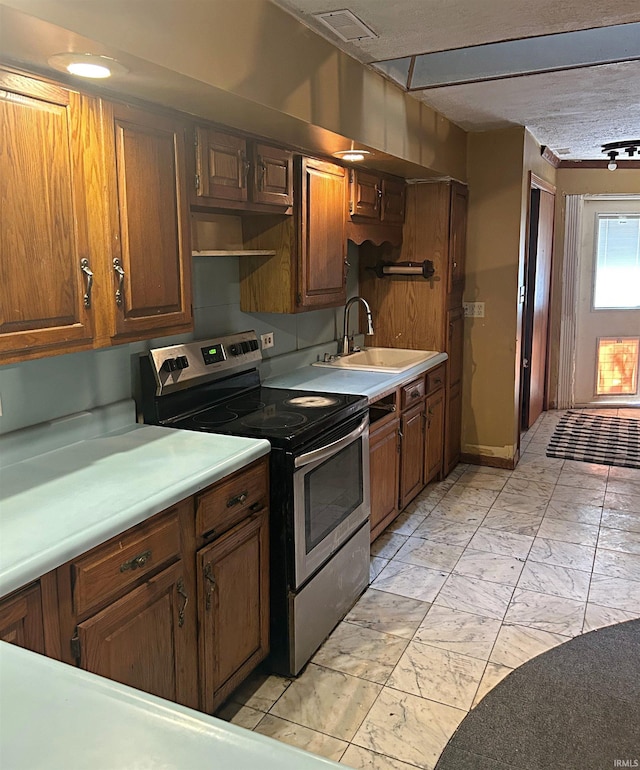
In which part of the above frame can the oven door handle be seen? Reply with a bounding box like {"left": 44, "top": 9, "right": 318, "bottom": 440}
{"left": 294, "top": 415, "right": 368, "bottom": 469}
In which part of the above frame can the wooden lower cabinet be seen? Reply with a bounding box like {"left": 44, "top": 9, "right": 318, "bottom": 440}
{"left": 425, "top": 387, "right": 445, "bottom": 484}
{"left": 399, "top": 401, "right": 426, "bottom": 510}
{"left": 76, "top": 560, "right": 198, "bottom": 707}
{"left": 445, "top": 381, "right": 462, "bottom": 475}
{"left": 369, "top": 415, "right": 400, "bottom": 543}
{"left": 197, "top": 511, "right": 269, "bottom": 713}
{"left": 0, "top": 583, "right": 45, "bottom": 654}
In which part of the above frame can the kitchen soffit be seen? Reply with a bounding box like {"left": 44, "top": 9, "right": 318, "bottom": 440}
{"left": 270, "top": 0, "right": 640, "bottom": 160}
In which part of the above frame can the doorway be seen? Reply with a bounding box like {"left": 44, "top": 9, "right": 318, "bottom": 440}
{"left": 521, "top": 174, "right": 555, "bottom": 430}
{"left": 574, "top": 198, "right": 640, "bottom": 407}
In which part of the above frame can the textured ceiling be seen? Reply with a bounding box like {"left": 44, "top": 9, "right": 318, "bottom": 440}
{"left": 271, "top": 0, "right": 640, "bottom": 159}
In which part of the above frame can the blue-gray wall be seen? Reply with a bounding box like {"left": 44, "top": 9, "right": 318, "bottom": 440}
{"left": 0, "top": 244, "right": 359, "bottom": 435}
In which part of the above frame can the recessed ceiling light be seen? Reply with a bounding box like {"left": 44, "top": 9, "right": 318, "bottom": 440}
{"left": 48, "top": 53, "right": 128, "bottom": 79}
{"left": 333, "top": 149, "right": 371, "bottom": 162}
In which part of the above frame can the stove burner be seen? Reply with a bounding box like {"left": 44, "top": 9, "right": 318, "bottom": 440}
{"left": 285, "top": 395, "right": 340, "bottom": 408}
{"left": 193, "top": 409, "right": 238, "bottom": 427}
{"left": 241, "top": 411, "right": 308, "bottom": 430}
{"left": 226, "top": 396, "right": 266, "bottom": 413}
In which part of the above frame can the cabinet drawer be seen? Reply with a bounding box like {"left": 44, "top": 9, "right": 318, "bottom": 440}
{"left": 72, "top": 511, "right": 181, "bottom": 617}
{"left": 196, "top": 460, "right": 268, "bottom": 539}
{"left": 426, "top": 365, "right": 445, "bottom": 394}
{"left": 400, "top": 377, "right": 426, "bottom": 410}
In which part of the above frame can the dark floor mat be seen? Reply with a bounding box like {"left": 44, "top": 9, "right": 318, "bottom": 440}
{"left": 435, "top": 618, "right": 640, "bottom": 770}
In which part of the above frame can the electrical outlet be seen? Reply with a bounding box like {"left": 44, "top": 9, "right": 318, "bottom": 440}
{"left": 261, "top": 332, "right": 274, "bottom": 349}
{"left": 463, "top": 301, "right": 485, "bottom": 318}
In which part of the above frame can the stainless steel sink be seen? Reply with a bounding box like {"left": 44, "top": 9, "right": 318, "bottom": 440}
{"left": 313, "top": 347, "right": 441, "bottom": 373}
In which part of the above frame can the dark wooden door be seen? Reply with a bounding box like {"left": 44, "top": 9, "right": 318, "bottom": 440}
{"left": 197, "top": 512, "right": 269, "bottom": 713}
{"left": 77, "top": 560, "right": 198, "bottom": 708}
{"left": 522, "top": 184, "right": 555, "bottom": 428}
{"left": 425, "top": 387, "right": 445, "bottom": 484}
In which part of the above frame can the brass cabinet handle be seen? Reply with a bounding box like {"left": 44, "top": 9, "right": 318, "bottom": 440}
{"left": 80, "top": 259, "right": 94, "bottom": 308}
{"left": 176, "top": 578, "right": 188, "bottom": 628}
{"left": 226, "top": 490, "right": 248, "bottom": 508}
{"left": 120, "top": 549, "right": 151, "bottom": 572}
{"left": 113, "top": 258, "right": 125, "bottom": 307}
{"left": 204, "top": 562, "right": 216, "bottom": 610}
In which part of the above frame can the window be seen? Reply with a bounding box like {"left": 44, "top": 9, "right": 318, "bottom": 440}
{"left": 594, "top": 215, "right": 640, "bottom": 309}
{"left": 596, "top": 338, "right": 639, "bottom": 396}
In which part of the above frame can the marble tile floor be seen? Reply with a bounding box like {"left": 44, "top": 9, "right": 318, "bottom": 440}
{"left": 218, "top": 407, "right": 640, "bottom": 770}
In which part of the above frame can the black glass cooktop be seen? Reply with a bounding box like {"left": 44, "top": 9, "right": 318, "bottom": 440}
{"left": 171, "top": 386, "right": 367, "bottom": 449}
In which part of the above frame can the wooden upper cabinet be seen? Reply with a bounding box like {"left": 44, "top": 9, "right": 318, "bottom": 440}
{"left": 350, "top": 169, "right": 381, "bottom": 220}
{"left": 252, "top": 143, "right": 293, "bottom": 207}
{"left": 240, "top": 155, "right": 347, "bottom": 313}
{"left": 195, "top": 128, "right": 248, "bottom": 204}
{"left": 103, "top": 101, "right": 192, "bottom": 341}
{"left": 381, "top": 178, "right": 405, "bottom": 224}
{"left": 0, "top": 71, "right": 96, "bottom": 362}
{"left": 192, "top": 128, "right": 293, "bottom": 211}
{"left": 298, "top": 156, "right": 347, "bottom": 309}
{"left": 349, "top": 169, "right": 405, "bottom": 224}
{"left": 448, "top": 181, "right": 468, "bottom": 291}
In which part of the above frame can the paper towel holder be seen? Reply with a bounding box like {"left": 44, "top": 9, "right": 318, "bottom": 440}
{"left": 368, "top": 260, "right": 435, "bottom": 279}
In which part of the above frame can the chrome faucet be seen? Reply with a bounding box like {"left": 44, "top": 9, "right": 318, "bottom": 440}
{"left": 341, "top": 296, "right": 374, "bottom": 355}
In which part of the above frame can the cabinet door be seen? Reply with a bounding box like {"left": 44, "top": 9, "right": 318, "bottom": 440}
{"left": 106, "top": 102, "right": 192, "bottom": 339}
{"left": 0, "top": 583, "right": 45, "bottom": 654}
{"left": 425, "top": 388, "right": 445, "bottom": 484}
{"left": 0, "top": 72, "right": 94, "bottom": 361}
{"left": 447, "top": 306, "right": 464, "bottom": 388}
{"left": 350, "top": 169, "right": 381, "bottom": 220}
{"left": 76, "top": 560, "right": 198, "bottom": 708}
{"left": 399, "top": 402, "right": 426, "bottom": 510}
{"left": 298, "top": 157, "right": 347, "bottom": 309}
{"left": 369, "top": 417, "right": 401, "bottom": 542}
{"left": 253, "top": 143, "right": 293, "bottom": 206}
{"left": 381, "top": 178, "right": 405, "bottom": 224}
{"left": 197, "top": 511, "right": 269, "bottom": 713}
{"left": 195, "top": 128, "right": 248, "bottom": 203}
{"left": 448, "top": 181, "right": 468, "bottom": 291}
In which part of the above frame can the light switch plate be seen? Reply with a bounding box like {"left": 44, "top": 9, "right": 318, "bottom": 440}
{"left": 463, "top": 301, "right": 485, "bottom": 318}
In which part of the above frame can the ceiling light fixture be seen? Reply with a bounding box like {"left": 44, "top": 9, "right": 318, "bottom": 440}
{"left": 602, "top": 140, "right": 640, "bottom": 171}
{"left": 333, "top": 143, "right": 371, "bottom": 163}
{"left": 48, "top": 53, "right": 128, "bottom": 79}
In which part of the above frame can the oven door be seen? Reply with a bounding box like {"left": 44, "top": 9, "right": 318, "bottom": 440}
{"left": 292, "top": 413, "right": 370, "bottom": 589}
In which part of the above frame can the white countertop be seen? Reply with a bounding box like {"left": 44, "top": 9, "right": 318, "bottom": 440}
{"left": 265, "top": 352, "right": 448, "bottom": 402}
{"left": 0, "top": 642, "right": 342, "bottom": 770}
{"left": 0, "top": 417, "right": 270, "bottom": 597}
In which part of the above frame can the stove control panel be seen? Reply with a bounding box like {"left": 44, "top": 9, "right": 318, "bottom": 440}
{"left": 147, "top": 331, "right": 263, "bottom": 396}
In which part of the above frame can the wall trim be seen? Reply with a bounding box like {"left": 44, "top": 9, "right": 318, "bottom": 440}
{"left": 460, "top": 452, "right": 518, "bottom": 470}
{"left": 557, "top": 194, "right": 583, "bottom": 409}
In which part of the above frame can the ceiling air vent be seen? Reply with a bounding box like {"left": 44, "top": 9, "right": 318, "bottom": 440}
{"left": 313, "top": 9, "right": 377, "bottom": 42}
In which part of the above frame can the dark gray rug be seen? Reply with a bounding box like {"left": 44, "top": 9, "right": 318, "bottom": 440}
{"left": 435, "top": 619, "right": 640, "bottom": 770}
{"left": 546, "top": 410, "right": 640, "bottom": 469}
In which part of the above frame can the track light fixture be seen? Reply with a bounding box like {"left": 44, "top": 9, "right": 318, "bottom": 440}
{"left": 602, "top": 140, "right": 640, "bottom": 171}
